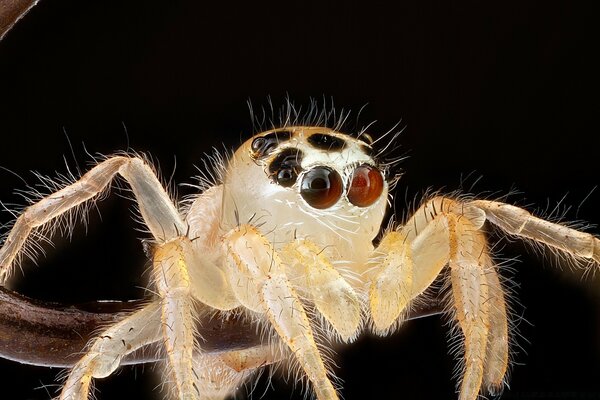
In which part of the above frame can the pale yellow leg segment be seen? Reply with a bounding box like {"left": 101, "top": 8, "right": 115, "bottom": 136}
{"left": 59, "top": 301, "right": 162, "bottom": 400}
{"left": 447, "top": 215, "right": 491, "bottom": 400}
{"left": 224, "top": 225, "right": 338, "bottom": 400}
{"left": 482, "top": 265, "right": 509, "bottom": 394}
{"left": 282, "top": 240, "right": 361, "bottom": 342}
{"left": 399, "top": 197, "right": 486, "bottom": 242}
{"left": 154, "top": 239, "right": 199, "bottom": 399}
{"left": 470, "top": 200, "right": 600, "bottom": 263}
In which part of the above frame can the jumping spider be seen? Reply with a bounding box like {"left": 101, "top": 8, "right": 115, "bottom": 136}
{"left": 0, "top": 125, "right": 598, "bottom": 400}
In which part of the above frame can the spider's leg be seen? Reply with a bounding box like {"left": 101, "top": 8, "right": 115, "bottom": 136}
{"left": 154, "top": 238, "right": 200, "bottom": 399}
{"left": 470, "top": 200, "right": 600, "bottom": 264}
{"left": 447, "top": 214, "right": 491, "bottom": 400}
{"left": 482, "top": 262, "right": 509, "bottom": 395}
{"left": 458, "top": 198, "right": 600, "bottom": 395}
{"left": 224, "top": 225, "right": 338, "bottom": 400}
{"left": 59, "top": 301, "right": 162, "bottom": 400}
{"left": 370, "top": 197, "right": 510, "bottom": 399}
{"left": 0, "top": 155, "right": 203, "bottom": 398}
{"left": 195, "top": 345, "right": 280, "bottom": 400}
{"left": 282, "top": 239, "right": 361, "bottom": 342}
{"left": 0, "top": 156, "right": 186, "bottom": 283}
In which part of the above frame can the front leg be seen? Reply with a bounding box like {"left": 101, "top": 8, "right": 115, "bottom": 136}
{"left": 223, "top": 225, "right": 338, "bottom": 400}
{"left": 153, "top": 238, "right": 200, "bottom": 399}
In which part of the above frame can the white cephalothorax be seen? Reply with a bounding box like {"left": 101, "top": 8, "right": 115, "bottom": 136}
{"left": 1, "top": 125, "right": 599, "bottom": 400}
{"left": 222, "top": 127, "right": 387, "bottom": 274}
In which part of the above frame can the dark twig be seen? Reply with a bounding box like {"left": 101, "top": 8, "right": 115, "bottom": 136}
{"left": 0, "top": 0, "right": 40, "bottom": 41}
{"left": 0, "top": 285, "right": 443, "bottom": 368}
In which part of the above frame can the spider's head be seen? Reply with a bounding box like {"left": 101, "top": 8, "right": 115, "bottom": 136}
{"left": 222, "top": 127, "right": 389, "bottom": 249}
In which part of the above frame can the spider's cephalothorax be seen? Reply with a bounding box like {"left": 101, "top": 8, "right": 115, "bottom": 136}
{"left": 1, "top": 124, "right": 600, "bottom": 400}
{"left": 222, "top": 127, "right": 388, "bottom": 276}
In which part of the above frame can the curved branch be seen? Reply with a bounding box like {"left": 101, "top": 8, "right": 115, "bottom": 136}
{"left": 0, "top": 286, "right": 443, "bottom": 368}
{"left": 0, "top": 0, "right": 39, "bottom": 41}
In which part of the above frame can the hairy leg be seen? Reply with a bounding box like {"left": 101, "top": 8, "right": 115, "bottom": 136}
{"left": 154, "top": 239, "right": 199, "bottom": 399}
{"left": 0, "top": 156, "right": 202, "bottom": 399}
{"left": 0, "top": 156, "right": 185, "bottom": 283}
{"left": 447, "top": 215, "right": 490, "bottom": 400}
{"left": 369, "top": 197, "right": 510, "bottom": 400}
{"left": 481, "top": 263, "right": 509, "bottom": 394}
{"left": 470, "top": 200, "right": 600, "bottom": 264}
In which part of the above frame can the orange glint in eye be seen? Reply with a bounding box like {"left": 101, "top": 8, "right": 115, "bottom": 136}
{"left": 348, "top": 165, "right": 384, "bottom": 207}
{"left": 300, "top": 167, "right": 343, "bottom": 209}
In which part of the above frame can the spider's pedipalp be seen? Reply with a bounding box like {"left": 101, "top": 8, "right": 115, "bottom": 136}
{"left": 369, "top": 218, "right": 450, "bottom": 334}
{"left": 281, "top": 239, "right": 361, "bottom": 343}
{"left": 223, "top": 224, "right": 339, "bottom": 400}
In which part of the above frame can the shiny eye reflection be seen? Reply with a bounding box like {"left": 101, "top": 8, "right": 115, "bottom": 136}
{"left": 300, "top": 167, "right": 343, "bottom": 209}
{"left": 347, "top": 164, "right": 384, "bottom": 207}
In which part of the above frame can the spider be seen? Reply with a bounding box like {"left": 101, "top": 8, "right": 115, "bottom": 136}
{"left": 0, "top": 125, "right": 598, "bottom": 400}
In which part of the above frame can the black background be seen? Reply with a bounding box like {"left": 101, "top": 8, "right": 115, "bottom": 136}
{"left": 0, "top": 1, "right": 599, "bottom": 399}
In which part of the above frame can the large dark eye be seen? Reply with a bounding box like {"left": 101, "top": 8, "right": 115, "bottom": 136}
{"left": 347, "top": 165, "right": 384, "bottom": 207}
{"left": 300, "top": 167, "right": 343, "bottom": 209}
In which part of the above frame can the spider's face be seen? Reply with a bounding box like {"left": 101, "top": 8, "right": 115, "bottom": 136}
{"left": 222, "top": 127, "right": 389, "bottom": 255}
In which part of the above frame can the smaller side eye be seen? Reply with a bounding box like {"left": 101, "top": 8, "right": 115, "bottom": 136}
{"left": 276, "top": 168, "right": 297, "bottom": 187}
{"left": 347, "top": 165, "right": 384, "bottom": 207}
{"left": 250, "top": 130, "right": 292, "bottom": 159}
{"left": 268, "top": 148, "right": 303, "bottom": 187}
{"left": 251, "top": 137, "right": 278, "bottom": 157}
{"left": 300, "top": 167, "right": 343, "bottom": 209}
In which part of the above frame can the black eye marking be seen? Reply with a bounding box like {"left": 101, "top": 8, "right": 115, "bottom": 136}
{"left": 251, "top": 130, "right": 292, "bottom": 159}
{"left": 307, "top": 133, "right": 346, "bottom": 151}
{"left": 268, "top": 148, "right": 304, "bottom": 187}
